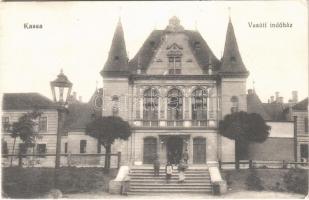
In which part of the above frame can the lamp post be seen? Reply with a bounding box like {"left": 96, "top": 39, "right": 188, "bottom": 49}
{"left": 50, "top": 69, "right": 72, "bottom": 175}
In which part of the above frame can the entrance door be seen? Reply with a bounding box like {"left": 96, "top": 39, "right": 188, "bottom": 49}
{"left": 143, "top": 137, "right": 157, "bottom": 164}
{"left": 193, "top": 137, "right": 206, "bottom": 164}
{"left": 166, "top": 136, "right": 183, "bottom": 164}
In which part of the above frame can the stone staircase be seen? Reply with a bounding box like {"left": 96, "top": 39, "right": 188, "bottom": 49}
{"left": 128, "top": 166, "right": 213, "bottom": 195}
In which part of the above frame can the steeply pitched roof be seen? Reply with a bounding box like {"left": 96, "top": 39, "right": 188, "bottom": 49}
{"left": 104, "top": 17, "right": 248, "bottom": 77}
{"left": 64, "top": 89, "right": 102, "bottom": 132}
{"left": 128, "top": 30, "right": 221, "bottom": 74}
{"left": 128, "top": 30, "right": 165, "bottom": 73}
{"left": 220, "top": 19, "right": 248, "bottom": 74}
{"left": 101, "top": 19, "right": 129, "bottom": 77}
{"left": 247, "top": 91, "right": 272, "bottom": 120}
{"left": 2, "top": 93, "right": 56, "bottom": 110}
{"left": 64, "top": 102, "right": 94, "bottom": 131}
{"left": 292, "top": 98, "right": 308, "bottom": 111}
{"left": 262, "top": 103, "right": 288, "bottom": 121}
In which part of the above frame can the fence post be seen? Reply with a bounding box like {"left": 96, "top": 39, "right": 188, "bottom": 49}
{"left": 219, "top": 160, "right": 222, "bottom": 169}
{"left": 18, "top": 154, "right": 22, "bottom": 167}
{"left": 117, "top": 152, "right": 121, "bottom": 169}
{"left": 249, "top": 160, "right": 253, "bottom": 169}
{"left": 282, "top": 160, "right": 287, "bottom": 169}
{"left": 236, "top": 160, "right": 240, "bottom": 170}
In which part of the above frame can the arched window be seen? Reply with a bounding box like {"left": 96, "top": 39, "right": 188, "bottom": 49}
{"left": 231, "top": 96, "right": 239, "bottom": 113}
{"left": 143, "top": 137, "right": 157, "bottom": 164}
{"left": 192, "top": 88, "right": 207, "bottom": 122}
{"left": 112, "top": 95, "right": 119, "bottom": 116}
{"left": 143, "top": 89, "right": 159, "bottom": 126}
{"left": 167, "top": 88, "right": 183, "bottom": 121}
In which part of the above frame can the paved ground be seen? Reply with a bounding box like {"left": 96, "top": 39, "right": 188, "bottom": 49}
{"left": 64, "top": 191, "right": 306, "bottom": 199}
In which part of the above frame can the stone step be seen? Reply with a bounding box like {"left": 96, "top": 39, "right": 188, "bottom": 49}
{"left": 130, "top": 182, "right": 212, "bottom": 186}
{"left": 130, "top": 179, "right": 210, "bottom": 183}
{"left": 130, "top": 175, "right": 210, "bottom": 179}
{"left": 128, "top": 188, "right": 212, "bottom": 193}
{"left": 130, "top": 187, "right": 212, "bottom": 191}
{"left": 130, "top": 169, "right": 208, "bottom": 172}
{"left": 130, "top": 174, "right": 210, "bottom": 178}
{"left": 130, "top": 171, "right": 209, "bottom": 174}
{"left": 127, "top": 191, "right": 211, "bottom": 195}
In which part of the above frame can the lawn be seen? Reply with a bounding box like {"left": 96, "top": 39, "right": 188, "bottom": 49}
{"left": 2, "top": 167, "right": 117, "bottom": 198}
{"left": 222, "top": 168, "right": 308, "bottom": 194}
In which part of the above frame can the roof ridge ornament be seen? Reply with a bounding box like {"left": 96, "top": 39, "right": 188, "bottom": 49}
{"left": 165, "top": 16, "right": 184, "bottom": 33}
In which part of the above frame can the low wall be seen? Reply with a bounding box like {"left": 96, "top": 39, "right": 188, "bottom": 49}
{"left": 248, "top": 138, "right": 294, "bottom": 161}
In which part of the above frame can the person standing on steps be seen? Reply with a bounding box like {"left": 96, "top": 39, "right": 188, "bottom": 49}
{"left": 165, "top": 161, "right": 173, "bottom": 183}
{"left": 153, "top": 156, "right": 160, "bottom": 176}
{"left": 178, "top": 158, "right": 186, "bottom": 183}
{"left": 182, "top": 149, "right": 189, "bottom": 164}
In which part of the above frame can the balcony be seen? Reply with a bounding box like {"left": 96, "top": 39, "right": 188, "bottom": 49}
{"left": 191, "top": 120, "right": 208, "bottom": 127}
{"left": 142, "top": 120, "right": 159, "bottom": 127}
{"left": 133, "top": 119, "right": 216, "bottom": 128}
{"left": 167, "top": 120, "right": 184, "bottom": 127}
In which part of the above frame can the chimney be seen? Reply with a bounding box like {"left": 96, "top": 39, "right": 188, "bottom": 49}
{"left": 248, "top": 89, "right": 253, "bottom": 95}
{"left": 79, "top": 96, "right": 82, "bottom": 102}
{"left": 292, "top": 91, "right": 298, "bottom": 102}
{"left": 270, "top": 96, "right": 274, "bottom": 103}
{"left": 278, "top": 97, "right": 284, "bottom": 104}
{"left": 73, "top": 92, "right": 77, "bottom": 100}
{"left": 275, "top": 92, "right": 279, "bottom": 102}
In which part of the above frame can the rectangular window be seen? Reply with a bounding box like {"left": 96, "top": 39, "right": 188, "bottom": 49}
{"left": 64, "top": 142, "right": 68, "bottom": 154}
{"left": 37, "top": 144, "right": 47, "bottom": 157}
{"left": 2, "top": 117, "right": 9, "bottom": 132}
{"left": 175, "top": 57, "right": 181, "bottom": 68}
{"left": 168, "top": 57, "right": 182, "bottom": 74}
{"left": 80, "top": 140, "right": 87, "bottom": 153}
{"left": 304, "top": 117, "right": 308, "bottom": 133}
{"left": 300, "top": 144, "right": 308, "bottom": 160}
{"left": 39, "top": 117, "right": 47, "bottom": 132}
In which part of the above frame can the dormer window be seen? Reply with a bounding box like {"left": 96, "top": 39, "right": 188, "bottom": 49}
{"left": 167, "top": 43, "right": 183, "bottom": 75}
{"left": 168, "top": 56, "right": 181, "bottom": 74}
{"left": 194, "top": 41, "right": 201, "bottom": 49}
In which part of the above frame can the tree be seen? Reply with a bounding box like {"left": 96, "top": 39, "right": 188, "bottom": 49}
{"left": 85, "top": 116, "right": 132, "bottom": 171}
{"left": 218, "top": 111, "right": 271, "bottom": 167}
{"left": 8, "top": 110, "right": 42, "bottom": 166}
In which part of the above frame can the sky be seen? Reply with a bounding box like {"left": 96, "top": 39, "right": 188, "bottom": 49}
{"left": 0, "top": 1, "right": 308, "bottom": 103}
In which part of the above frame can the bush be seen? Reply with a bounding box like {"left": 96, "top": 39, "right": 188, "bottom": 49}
{"left": 284, "top": 168, "right": 308, "bottom": 195}
{"left": 245, "top": 169, "right": 264, "bottom": 191}
{"left": 2, "top": 167, "right": 117, "bottom": 198}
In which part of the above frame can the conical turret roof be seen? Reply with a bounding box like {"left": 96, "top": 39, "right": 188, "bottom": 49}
{"left": 101, "top": 19, "right": 128, "bottom": 77}
{"left": 221, "top": 18, "right": 248, "bottom": 75}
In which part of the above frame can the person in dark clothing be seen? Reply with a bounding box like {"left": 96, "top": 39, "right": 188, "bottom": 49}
{"left": 153, "top": 156, "right": 160, "bottom": 176}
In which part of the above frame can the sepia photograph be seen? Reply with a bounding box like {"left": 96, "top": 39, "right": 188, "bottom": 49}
{"left": 0, "top": 1, "right": 308, "bottom": 199}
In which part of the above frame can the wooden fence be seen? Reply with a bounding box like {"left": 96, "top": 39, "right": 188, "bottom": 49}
{"left": 219, "top": 160, "right": 309, "bottom": 169}
{"left": 2, "top": 152, "right": 121, "bottom": 168}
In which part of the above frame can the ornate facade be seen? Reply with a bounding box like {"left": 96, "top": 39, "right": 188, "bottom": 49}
{"left": 101, "top": 16, "right": 249, "bottom": 165}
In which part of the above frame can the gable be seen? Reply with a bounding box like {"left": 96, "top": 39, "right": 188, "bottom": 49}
{"left": 146, "top": 33, "right": 203, "bottom": 75}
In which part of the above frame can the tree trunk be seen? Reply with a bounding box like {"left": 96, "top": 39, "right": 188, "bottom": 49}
{"left": 104, "top": 144, "right": 111, "bottom": 172}
{"left": 10, "top": 137, "right": 16, "bottom": 167}
{"left": 235, "top": 139, "right": 240, "bottom": 170}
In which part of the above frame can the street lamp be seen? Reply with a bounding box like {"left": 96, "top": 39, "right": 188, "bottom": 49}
{"left": 50, "top": 69, "right": 72, "bottom": 169}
